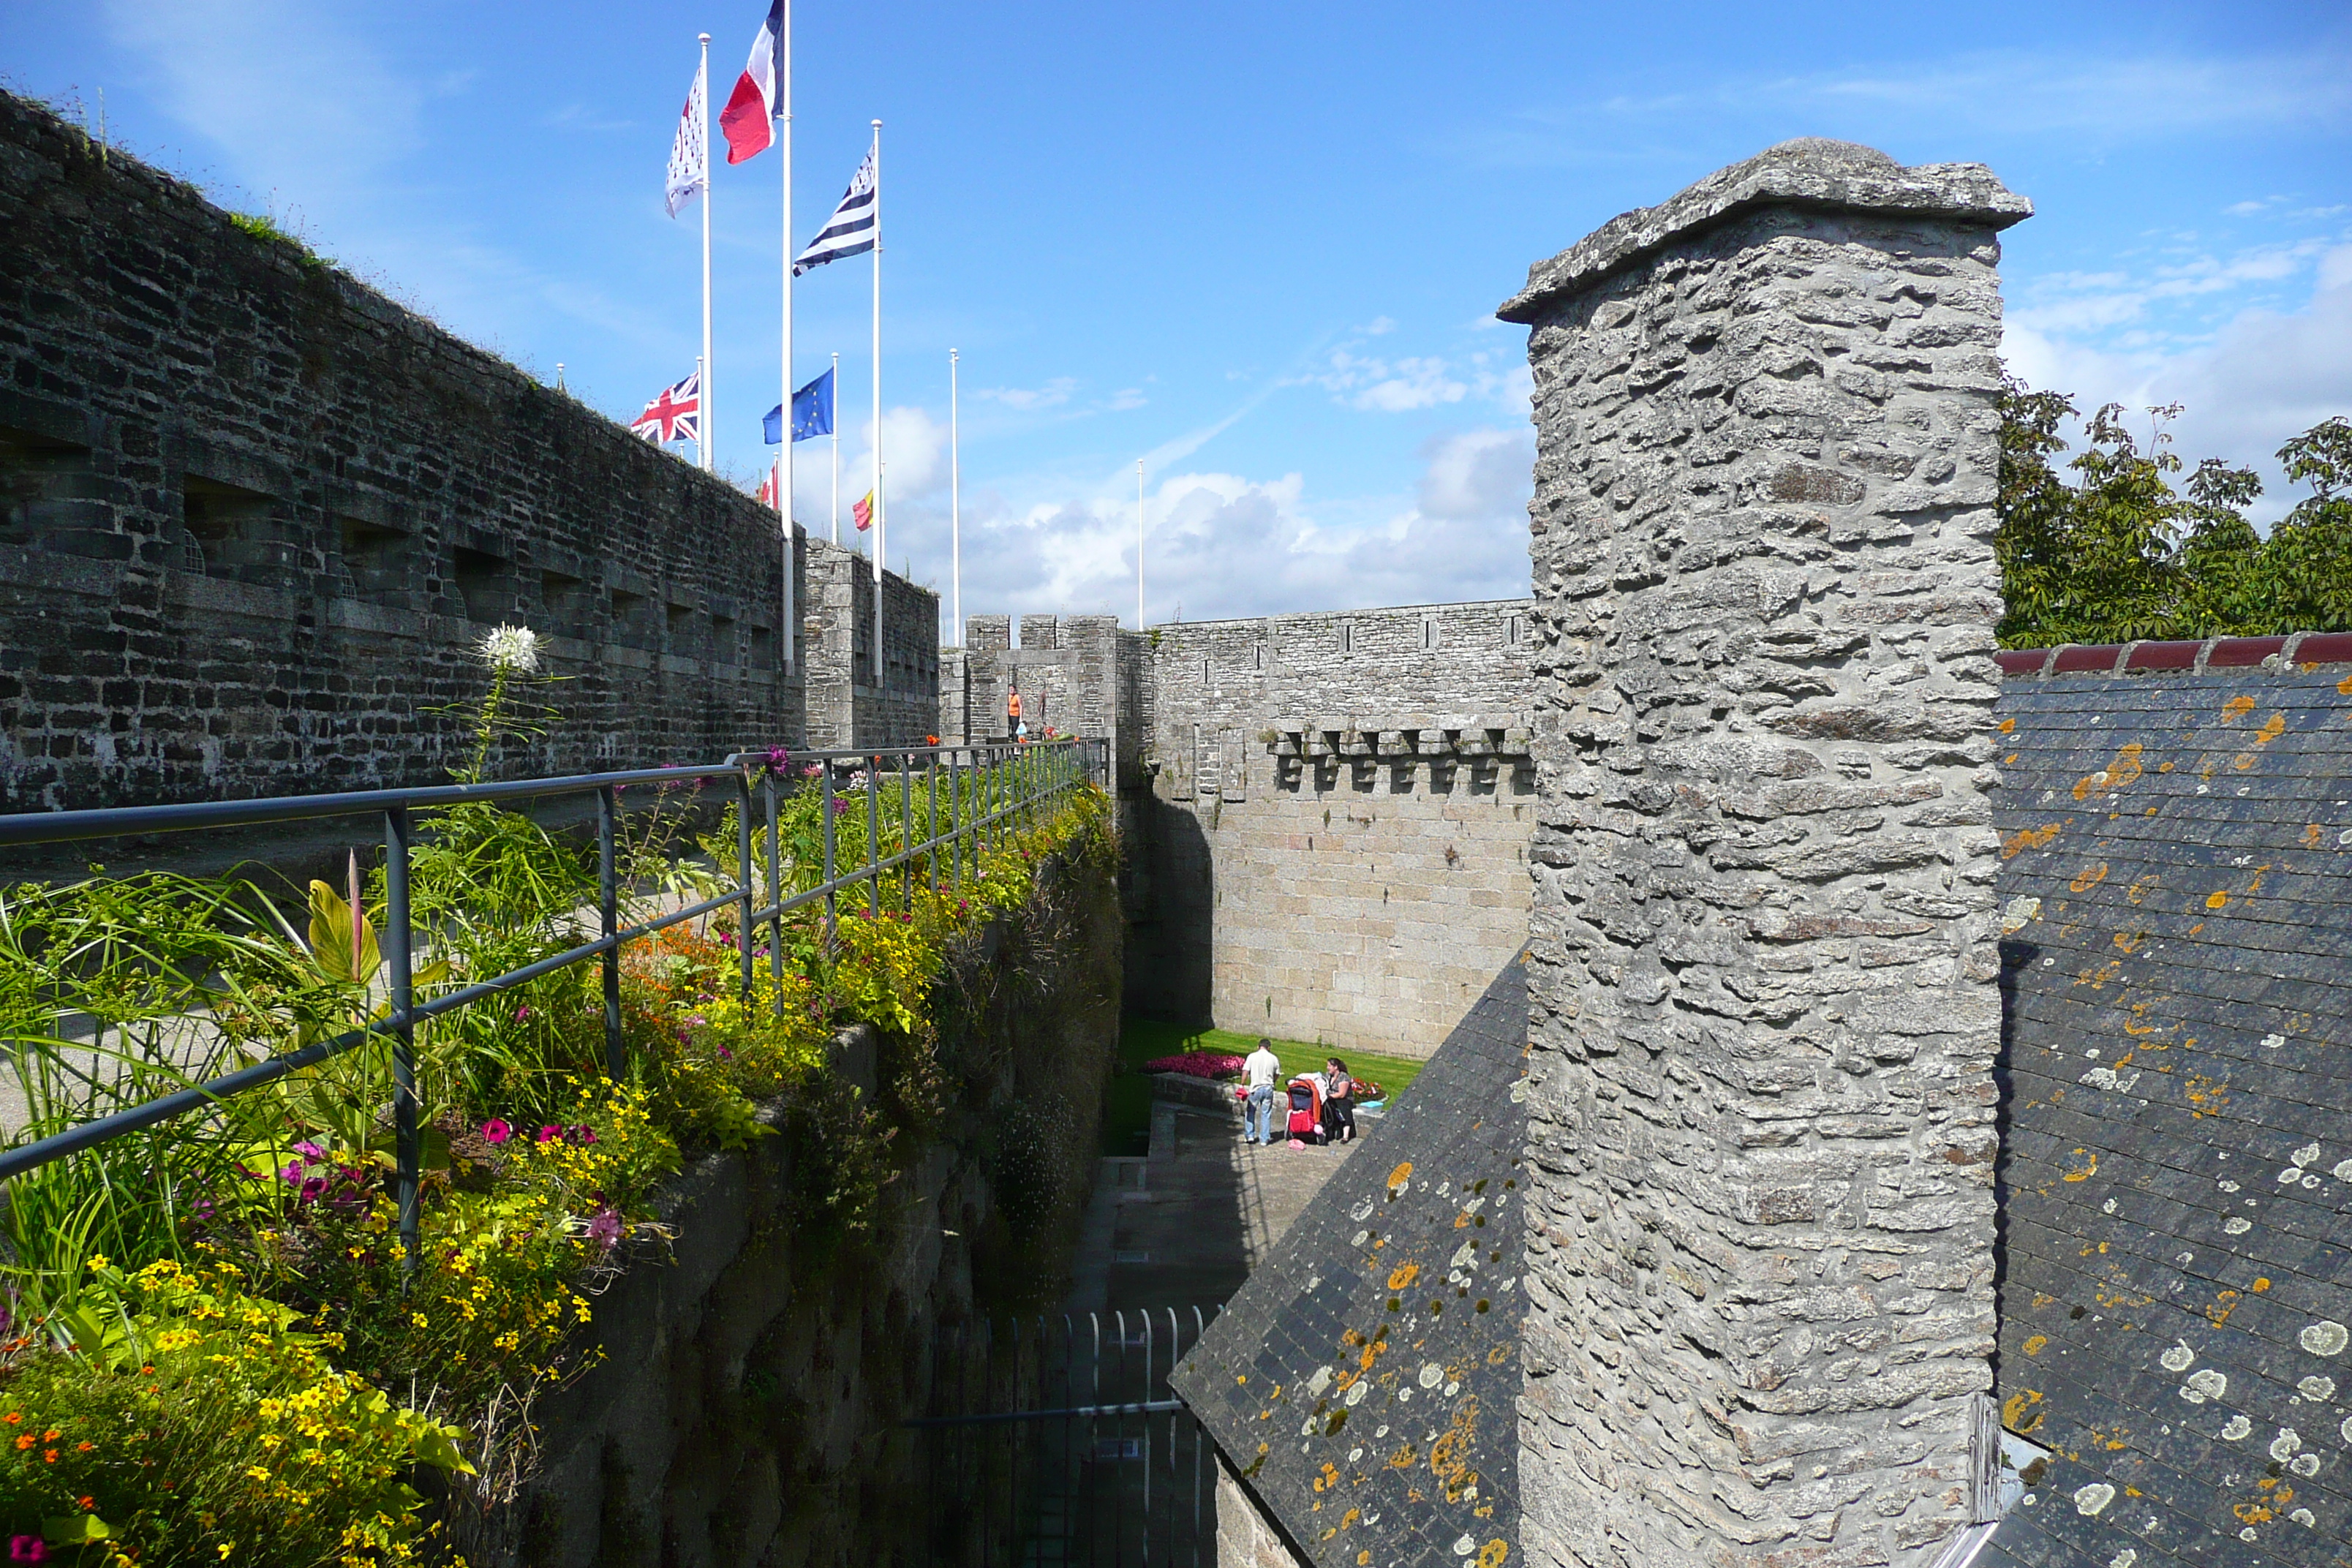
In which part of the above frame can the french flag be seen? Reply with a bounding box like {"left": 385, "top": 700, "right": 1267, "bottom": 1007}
{"left": 719, "top": 0, "right": 783, "bottom": 165}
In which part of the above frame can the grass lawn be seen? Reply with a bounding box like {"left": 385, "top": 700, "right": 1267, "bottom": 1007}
{"left": 1102, "top": 1018, "right": 1432, "bottom": 1156}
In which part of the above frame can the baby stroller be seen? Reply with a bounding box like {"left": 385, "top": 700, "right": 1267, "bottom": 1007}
{"left": 1284, "top": 1076, "right": 1326, "bottom": 1145}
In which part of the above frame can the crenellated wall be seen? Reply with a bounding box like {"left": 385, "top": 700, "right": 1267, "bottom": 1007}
{"left": 802, "top": 540, "right": 939, "bottom": 750}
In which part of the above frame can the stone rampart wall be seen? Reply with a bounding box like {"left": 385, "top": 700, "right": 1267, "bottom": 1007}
{"left": 0, "top": 91, "right": 933, "bottom": 810}
{"left": 1507, "top": 139, "right": 2028, "bottom": 1567}
{"left": 802, "top": 540, "right": 939, "bottom": 750}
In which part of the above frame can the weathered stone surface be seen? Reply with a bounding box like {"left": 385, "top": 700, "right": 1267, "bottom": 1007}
{"left": 1508, "top": 143, "right": 2019, "bottom": 1567}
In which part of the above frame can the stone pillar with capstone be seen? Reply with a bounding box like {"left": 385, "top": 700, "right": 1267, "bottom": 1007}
{"left": 1500, "top": 138, "right": 2029, "bottom": 1568}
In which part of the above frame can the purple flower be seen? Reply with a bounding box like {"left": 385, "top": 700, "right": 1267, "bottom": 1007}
{"left": 830, "top": 797, "right": 852, "bottom": 816}
{"left": 765, "top": 745, "right": 792, "bottom": 773}
{"left": 537, "top": 1125, "right": 562, "bottom": 1144}
{"left": 278, "top": 1161, "right": 304, "bottom": 1185}
{"left": 568, "top": 1125, "right": 598, "bottom": 1145}
{"left": 716, "top": 1046, "right": 734, "bottom": 1060}
{"left": 11, "top": 1535, "right": 50, "bottom": 1564}
{"left": 292, "top": 1139, "right": 326, "bottom": 1163}
{"left": 586, "top": 1205, "right": 624, "bottom": 1252}
{"left": 298, "top": 1176, "right": 328, "bottom": 1205}
{"left": 482, "top": 1119, "right": 513, "bottom": 1146}
{"left": 513, "top": 1004, "right": 533, "bottom": 1022}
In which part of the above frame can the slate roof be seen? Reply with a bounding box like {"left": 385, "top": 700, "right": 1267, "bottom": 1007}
{"left": 1169, "top": 957, "right": 1528, "bottom": 1568}
{"left": 1984, "top": 639, "right": 2352, "bottom": 1568}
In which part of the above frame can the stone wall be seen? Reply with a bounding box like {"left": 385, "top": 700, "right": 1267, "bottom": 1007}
{"left": 1504, "top": 140, "right": 2029, "bottom": 1567}
{"left": 1129, "top": 602, "right": 1535, "bottom": 1058}
{"left": 0, "top": 91, "right": 937, "bottom": 812}
{"left": 802, "top": 539, "right": 939, "bottom": 750}
{"left": 453, "top": 826, "right": 1123, "bottom": 1567}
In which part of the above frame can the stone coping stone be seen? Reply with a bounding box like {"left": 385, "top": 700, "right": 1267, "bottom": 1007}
{"left": 1498, "top": 136, "right": 2032, "bottom": 322}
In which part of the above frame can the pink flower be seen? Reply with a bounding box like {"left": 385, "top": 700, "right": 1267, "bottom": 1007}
{"left": 568, "top": 1125, "right": 598, "bottom": 1145}
{"left": 278, "top": 1161, "right": 304, "bottom": 1185}
{"left": 716, "top": 1046, "right": 734, "bottom": 1060}
{"left": 11, "top": 1535, "right": 49, "bottom": 1563}
{"left": 513, "top": 1004, "right": 533, "bottom": 1022}
{"left": 292, "top": 1139, "right": 326, "bottom": 1162}
{"left": 536, "top": 1125, "right": 562, "bottom": 1144}
{"left": 481, "top": 1119, "right": 513, "bottom": 1146}
{"left": 586, "top": 1206, "right": 624, "bottom": 1252}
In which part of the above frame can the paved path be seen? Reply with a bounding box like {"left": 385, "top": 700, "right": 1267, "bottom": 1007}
{"left": 1065, "top": 1097, "right": 1368, "bottom": 1320}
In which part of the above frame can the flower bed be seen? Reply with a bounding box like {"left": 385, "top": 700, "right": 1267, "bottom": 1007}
{"left": 1140, "top": 1052, "right": 1244, "bottom": 1081}
{"left": 0, "top": 626, "right": 1117, "bottom": 1561}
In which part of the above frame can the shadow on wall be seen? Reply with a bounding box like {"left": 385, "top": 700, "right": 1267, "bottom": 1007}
{"left": 1124, "top": 795, "right": 1212, "bottom": 1025}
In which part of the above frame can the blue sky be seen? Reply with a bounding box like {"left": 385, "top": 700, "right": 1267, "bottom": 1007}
{"left": 9, "top": 1, "right": 2349, "bottom": 632}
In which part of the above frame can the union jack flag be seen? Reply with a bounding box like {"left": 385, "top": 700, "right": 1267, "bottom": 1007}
{"left": 631, "top": 370, "right": 701, "bottom": 445}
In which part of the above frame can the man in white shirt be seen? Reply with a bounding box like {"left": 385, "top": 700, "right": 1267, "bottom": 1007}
{"left": 1242, "top": 1039, "right": 1281, "bottom": 1146}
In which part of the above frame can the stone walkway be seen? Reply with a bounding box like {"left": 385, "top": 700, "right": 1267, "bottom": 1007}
{"left": 1064, "top": 1096, "right": 1368, "bottom": 1319}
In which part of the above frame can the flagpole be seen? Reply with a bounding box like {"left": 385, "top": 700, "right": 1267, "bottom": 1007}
{"left": 698, "top": 34, "right": 714, "bottom": 475}
{"left": 1137, "top": 459, "right": 1146, "bottom": 630}
{"left": 870, "top": 119, "right": 883, "bottom": 684}
{"left": 830, "top": 351, "right": 840, "bottom": 545}
{"left": 778, "top": 1, "right": 793, "bottom": 671}
{"left": 950, "top": 348, "right": 961, "bottom": 644}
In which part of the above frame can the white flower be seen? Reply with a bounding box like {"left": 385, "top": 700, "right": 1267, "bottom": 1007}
{"left": 479, "top": 623, "right": 542, "bottom": 674}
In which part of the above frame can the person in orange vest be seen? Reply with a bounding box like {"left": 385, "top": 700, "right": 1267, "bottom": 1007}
{"left": 1007, "top": 686, "right": 1027, "bottom": 742}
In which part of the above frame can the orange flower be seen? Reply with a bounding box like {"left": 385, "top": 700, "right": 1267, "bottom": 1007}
{"left": 13, "top": 1433, "right": 33, "bottom": 1450}
{"left": 42, "top": 1430, "right": 58, "bottom": 1441}
{"left": 44, "top": 1449, "right": 59, "bottom": 1463}
{"left": 77, "top": 1496, "right": 94, "bottom": 1509}
{"left": 75, "top": 1442, "right": 93, "bottom": 1453}
{"left": 2, "top": 1412, "right": 18, "bottom": 1425}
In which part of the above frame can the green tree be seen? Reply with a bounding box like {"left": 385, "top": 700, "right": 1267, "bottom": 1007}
{"left": 1993, "top": 378, "right": 2351, "bottom": 646}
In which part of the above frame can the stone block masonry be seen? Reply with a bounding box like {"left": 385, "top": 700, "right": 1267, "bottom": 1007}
{"left": 801, "top": 539, "right": 939, "bottom": 750}
{"left": 1131, "top": 601, "right": 1535, "bottom": 1058}
{"left": 1501, "top": 140, "right": 2029, "bottom": 1567}
{"left": 0, "top": 91, "right": 935, "bottom": 810}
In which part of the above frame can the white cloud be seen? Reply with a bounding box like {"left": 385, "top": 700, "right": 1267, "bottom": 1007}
{"left": 978, "top": 377, "right": 1079, "bottom": 412}
{"left": 2002, "top": 242, "right": 2352, "bottom": 524}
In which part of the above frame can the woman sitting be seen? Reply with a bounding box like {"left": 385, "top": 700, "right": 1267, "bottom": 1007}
{"left": 1320, "top": 1057, "right": 1358, "bottom": 1144}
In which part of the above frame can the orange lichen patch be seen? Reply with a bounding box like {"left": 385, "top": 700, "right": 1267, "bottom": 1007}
{"left": 2005, "top": 753, "right": 2020, "bottom": 765}
{"left": 2189, "top": 922, "right": 2206, "bottom": 935}
{"left": 2002, "top": 822, "right": 2065, "bottom": 859}
{"left": 2113, "top": 930, "right": 2147, "bottom": 954}
{"left": 2023, "top": 1334, "right": 2049, "bottom": 1356}
{"left": 1386, "top": 1161, "right": 1413, "bottom": 1192}
{"left": 2070, "top": 862, "right": 2111, "bottom": 893}
{"left": 2205, "top": 889, "right": 2231, "bottom": 910}
{"left": 1477, "top": 1542, "right": 1510, "bottom": 1568}
{"left": 1360, "top": 1554, "right": 1373, "bottom": 1567}
{"left": 2340, "top": 671, "right": 2352, "bottom": 696}
{"left": 1313, "top": 1461, "right": 1340, "bottom": 1493}
{"left": 2253, "top": 1277, "right": 2271, "bottom": 1292}
{"left": 2075, "top": 959, "right": 2123, "bottom": 989}
{"left": 2089, "top": 1427, "right": 2130, "bottom": 1452}
{"left": 1430, "top": 1399, "right": 1481, "bottom": 1504}
{"left": 2062, "top": 1149, "right": 2099, "bottom": 1183}
{"left": 2127, "top": 875, "right": 2159, "bottom": 905}
{"left": 2185, "top": 1074, "right": 2229, "bottom": 1118}
{"left": 1487, "top": 1345, "right": 1512, "bottom": 1365}
{"left": 2074, "top": 744, "right": 2146, "bottom": 801}
{"left": 1387, "top": 1262, "right": 1421, "bottom": 1291}
{"left": 2157, "top": 761, "right": 2175, "bottom": 772}
{"left": 1999, "top": 717, "right": 2018, "bottom": 734}
{"left": 2222, "top": 694, "right": 2257, "bottom": 723}
{"left": 2304, "top": 824, "right": 2326, "bottom": 848}
{"left": 1341, "top": 1508, "right": 1360, "bottom": 1529}
{"left": 2205, "top": 1289, "right": 2242, "bottom": 1327}
{"left": 2234, "top": 753, "right": 2258, "bottom": 772}
{"left": 2255, "top": 713, "right": 2287, "bottom": 745}
{"left": 2004, "top": 1390, "right": 2046, "bottom": 1434}
{"left": 1387, "top": 1443, "right": 1418, "bottom": 1469}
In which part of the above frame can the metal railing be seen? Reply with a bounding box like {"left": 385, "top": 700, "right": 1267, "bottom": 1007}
{"left": 0, "top": 736, "right": 1107, "bottom": 1260}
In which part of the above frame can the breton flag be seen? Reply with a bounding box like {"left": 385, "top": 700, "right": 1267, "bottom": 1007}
{"left": 763, "top": 366, "right": 834, "bottom": 445}
{"left": 719, "top": 0, "right": 784, "bottom": 164}
{"left": 631, "top": 371, "right": 702, "bottom": 445}
{"left": 852, "top": 490, "right": 875, "bottom": 532}
{"left": 664, "top": 67, "right": 708, "bottom": 218}
{"left": 793, "top": 146, "right": 876, "bottom": 276}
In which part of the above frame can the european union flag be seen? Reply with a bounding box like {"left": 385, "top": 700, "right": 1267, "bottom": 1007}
{"left": 764, "top": 367, "right": 834, "bottom": 445}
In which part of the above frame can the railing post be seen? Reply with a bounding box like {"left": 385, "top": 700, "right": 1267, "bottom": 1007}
{"left": 866, "top": 753, "right": 882, "bottom": 919}
{"left": 927, "top": 747, "right": 939, "bottom": 898}
{"left": 821, "top": 761, "right": 839, "bottom": 943}
{"left": 382, "top": 804, "right": 420, "bottom": 1270}
{"left": 736, "top": 766, "right": 755, "bottom": 1003}
{"left": 951, "top": 748, "right": 963, "bottom": 891}
{"left": 598, "top": 785, "right": 622, "bottom": 1078}
{"left": 901, "top": 752, "right": 914, "bottom": 916}
{"left": 764, "top": 772, "right": 783, "bottom": 1013}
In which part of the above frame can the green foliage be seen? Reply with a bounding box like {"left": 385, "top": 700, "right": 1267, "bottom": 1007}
{"left": 1996, "top": 382, "right": 2352, "bottom": 645}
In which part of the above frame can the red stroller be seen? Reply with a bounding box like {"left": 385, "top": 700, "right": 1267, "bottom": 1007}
{"left": 1284, "top": 1076, "right": 1325, "bottom": 1145}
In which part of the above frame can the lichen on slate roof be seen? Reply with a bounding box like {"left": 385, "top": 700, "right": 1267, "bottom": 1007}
{"left": 1169, "top": 957, "right": 1529, "bottom": 1568}
{"left": 1984, "top": 651, "right": 2352, "bottom": 1568}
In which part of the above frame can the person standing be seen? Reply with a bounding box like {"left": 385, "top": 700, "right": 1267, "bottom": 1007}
{"left": 1322, "top": 1057, "right": 1357, "bottom": 1144}
{"left": 1243, "top": 1038, "right": 1281, "bottom": 1146}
